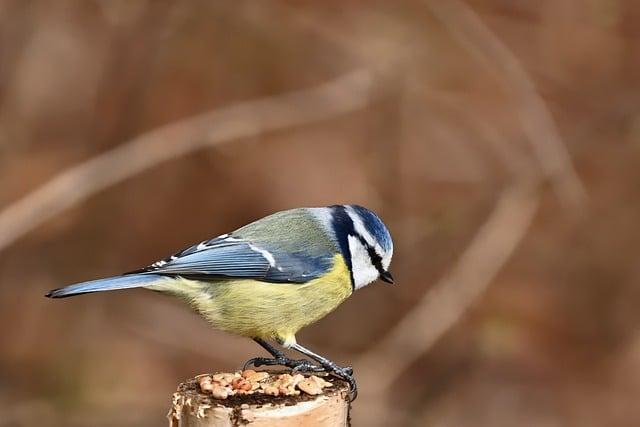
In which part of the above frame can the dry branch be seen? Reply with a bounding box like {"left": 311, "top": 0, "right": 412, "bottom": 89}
{"left": 352, "top": 3, "right": 587, "bottom": 422}
{"left": 355, "top": 184, "right": 539, "bottom": 424}
{"left": 0, "top": 70, "right": 373, "bottom": 253}
{"left": 357, "top": 184, "right": 539, "bottom": 393}
{"left": 425, "top": 0, "right": 587, "bottom": 210}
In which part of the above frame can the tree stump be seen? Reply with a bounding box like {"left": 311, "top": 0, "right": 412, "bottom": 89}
{"left": 168, "top": 371, "right": 351, "bottom": 427}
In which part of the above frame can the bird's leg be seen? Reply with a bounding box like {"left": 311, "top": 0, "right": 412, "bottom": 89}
{"left": 289, "top": 342, "right": 357, "bottom": 400}
{"left": 243, "top": 338, "right": 324, "bottom": 373}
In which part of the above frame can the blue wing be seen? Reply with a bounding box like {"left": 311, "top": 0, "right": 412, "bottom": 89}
{"left": 131, "top": 235, "right": 333, "bottom": 284}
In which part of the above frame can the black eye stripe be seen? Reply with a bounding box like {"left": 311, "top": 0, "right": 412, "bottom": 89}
{"left": 355, "top": 235, "right": 385, "bottom": 274}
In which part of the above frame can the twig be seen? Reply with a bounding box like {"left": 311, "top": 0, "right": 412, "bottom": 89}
{"left": 425, "top": 0, "right": 587, "bottom": 210}
{"left": 357, "top": 184, "right": 539, "bottom": 393}
{"left": 419, "top": 88, "right": 537, "bottom": 182}
{"left": 354, "top": 4, "right": 586, "bottom": 421}
{"left": 0, "top": 70, "right": 373, "bottom": 253}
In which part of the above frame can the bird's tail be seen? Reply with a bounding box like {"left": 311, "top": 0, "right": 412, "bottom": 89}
{"left": 45, "top": 274, "right": 164, "bottom": 298}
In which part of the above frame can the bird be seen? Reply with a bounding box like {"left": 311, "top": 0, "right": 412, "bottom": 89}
{"left": 46, "top": 204, "right": 394, "bottom": 399}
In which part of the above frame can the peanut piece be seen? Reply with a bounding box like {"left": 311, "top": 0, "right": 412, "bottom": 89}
{"left": 211, "top": 385, "right": 229, "bottom": 399}
{"left": 263, "top": 385, "right": 279, "bottom": 396}
{"left": 297, "top": 378, "right": 323, "bottom": 395}
{"left": 231, "top": 377, "right": 252, "bottom": 392}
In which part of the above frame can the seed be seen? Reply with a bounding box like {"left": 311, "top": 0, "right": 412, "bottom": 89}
{"left": 309, "top": 375, "right": 333, "bottom": 388}
{"left": 291, "top": 374, "right": 305, "bottom": 387}
{"left": 211, "top": 385, "right": 229, "bottom": 399}
{"left": 212, "top": 373, "right": 226, "bottom": 382}
{"left": 278, "top": 385, "right": 291, "bottom": 395}
{"left": 245, "top": 371, "right": 270, "bottom": 383}
{"left": 263, "top": 385, "right": 279, "bottom": 396}
{"left": 231, "top": 377, "right": 252, "bottom": 392}
{"left": 199, "top": 376, "right": 214, "bottom": 392}
{"left": 297, "top": 378, "right": 323, "bottom": 395}
{"left": 241, "top": 369, "right": 256, "bottom": 378}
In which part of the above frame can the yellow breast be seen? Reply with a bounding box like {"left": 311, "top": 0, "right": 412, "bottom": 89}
{"left": 150, "top": 254, "right": 353, "bottom": 344}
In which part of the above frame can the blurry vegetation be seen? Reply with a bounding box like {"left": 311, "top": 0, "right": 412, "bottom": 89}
{"left": 1, "top": 1, "right": 639, "bottom": 426}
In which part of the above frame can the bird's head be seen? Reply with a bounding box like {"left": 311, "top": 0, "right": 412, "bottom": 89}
{"left": 327, "top": 205, "right": 394, "bottom": 290}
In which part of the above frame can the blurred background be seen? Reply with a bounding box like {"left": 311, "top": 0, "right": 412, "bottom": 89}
{"left": 1, "top": 1, "right": 639, "bottom": 425}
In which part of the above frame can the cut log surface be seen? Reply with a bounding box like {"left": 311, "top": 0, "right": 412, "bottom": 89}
{"left": 168, "top": 371, "right": 351, "bottom": 427}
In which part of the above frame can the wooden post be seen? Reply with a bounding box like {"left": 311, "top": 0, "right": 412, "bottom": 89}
{"left": 168, "top": 371, "right": 351, "bottom": 427}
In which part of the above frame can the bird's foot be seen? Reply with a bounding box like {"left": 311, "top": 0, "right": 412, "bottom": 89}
{"left": 319, "top": 363, "right": 357, "bottom": 401}
{"left": 243, "top": 356, "right": 324, "bottom": 373}
{"left": 243, "top": 356, "right": 356, "bottom": 400}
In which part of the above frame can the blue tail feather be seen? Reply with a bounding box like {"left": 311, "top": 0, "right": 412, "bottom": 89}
{"left": 46, "top": 274, "right": 163, "bottom": 298}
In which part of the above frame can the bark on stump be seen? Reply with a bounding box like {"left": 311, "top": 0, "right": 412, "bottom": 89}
{"left": 168, "top": 372, "right": 351, "bottom": 427}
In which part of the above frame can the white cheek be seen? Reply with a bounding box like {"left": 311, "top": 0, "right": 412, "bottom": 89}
{"left": 348, "top": 235, "right": 379, "bottom": 290}
{"left": 382, "top": 247, "right": 393, "bottom": 270}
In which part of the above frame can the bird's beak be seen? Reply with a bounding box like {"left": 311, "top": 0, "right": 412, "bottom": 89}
{"left": 380, "top": 270, "right": 394, "bottom": 284}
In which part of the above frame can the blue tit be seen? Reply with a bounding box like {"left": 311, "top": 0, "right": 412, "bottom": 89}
{"left": 46, "top": 204, "right": 394, "bottom": 399}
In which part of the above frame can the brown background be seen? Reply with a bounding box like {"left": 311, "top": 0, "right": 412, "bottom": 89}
{"left": 1, "top": 1, "right": 639, "bottom": 426}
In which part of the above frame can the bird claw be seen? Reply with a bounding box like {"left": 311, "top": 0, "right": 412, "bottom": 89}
{"left": 243, "top": 356, "right": 324, "bottom": 373}
{"left": 290, "top": 361, "right": 326, "bottom": 373}
{"left": 320, "top": 364, "right": 357, "bottom": 401}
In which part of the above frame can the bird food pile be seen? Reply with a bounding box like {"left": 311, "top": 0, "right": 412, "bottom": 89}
{"left": 197, "top": 370, "right": 333, "bottom": 400}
